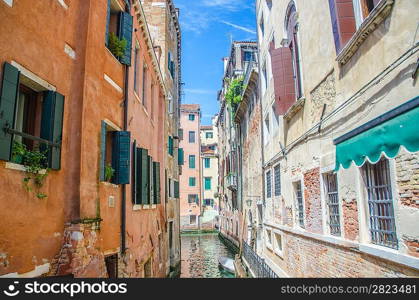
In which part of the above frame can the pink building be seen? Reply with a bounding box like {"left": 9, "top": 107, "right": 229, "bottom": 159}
{"left": 179, "top": 104, "right": 202, "bottom": 230}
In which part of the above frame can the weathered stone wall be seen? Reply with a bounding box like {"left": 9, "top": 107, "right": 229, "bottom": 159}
{"left": 309, "top": 72, "right": 336, "bottom": 127}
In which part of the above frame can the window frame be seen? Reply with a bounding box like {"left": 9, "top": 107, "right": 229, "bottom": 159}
{"left": 188, "top": 155, "right": 196, "bottom": 169}
{"left": 266, "top": 169, "right": 272, "bottom": 199}
{"left": 323, "top": 172, "right": 341, "bottom": 236}
{"left": 294, "top": 180, "right": 305, "bottom": 228}
{"left": 189, "top": 177, "right": 196, "bottom": 187}
{"left": 188, "top": 131, "right": 196, "bottom": 143}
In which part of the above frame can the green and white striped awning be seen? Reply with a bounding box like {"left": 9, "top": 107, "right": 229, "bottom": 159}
{"left": 334, "top": 96, "right": 419, "bottom": 170}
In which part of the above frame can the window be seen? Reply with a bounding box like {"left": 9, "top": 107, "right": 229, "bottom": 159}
{"left": 274, "top": 164, "right": 281, "bottom": 196}
{"left": 205, "top": 131, "right": 213, "bottom": 139}
{"left": 243, "top": 51, "right": 254, "bottom": 62}
{"left": 266, "top": 0, "right": 273, "bottom": 10}
{"left": 204, "top": 158, "right": 211, "bottom": 168}
{"left": 188, "top": 194, "right": 198, "bottom": 204}
{"left": 286, "top": 3, "right": 303, "bottom": 99}
{"left": 142, "top": 66, "right": 148, "bottom": 108}
{"left": 324, "top": 173, "right": 341, "bottom": 236}
{"left": 273, "top": 232, "right": 283, "bottom": 256}
{"left": 188, "top": 114, "right": 195, "bottom": 121}
{"left": 168, "top": 51, "right": 175, "bottom": 78}
{"left": 189, "top": 177, "right": 196, "bottom": 187}
{"left": 189, "top": 131, "right": 196, "bottom": 143}
{"left": 105, "top": 0, "right": 133, "bottom": 65}
{"left": 190, "top": 215, "right": 197, "bottom": 225}
{"left": 362, "top": 159, "right": 398, "bottom": 249}
{"left": 168, "top": 136, "right": 173, "bottom": 156}
{"left": 134, "top": 46, "right": 140, "bottom": 94}
{"left": 353, "top": 0, "right": 381, "bottom": 28}
{"left": 179, "top": 128, "right": 184, "bottom": 140}
{"left": 265, "top": 229, "right": 272, "bottom": 248}
{"left": 105, "top": 254, "right": 118, "bottom": 278}
{"left": 294, "top": 181, "right": 304, "bottom": 227}
{"left": 204, "top": 177, "right": 211, "bottom": 190}
{"left": 0, "top": 63, "right": 65, "bottom": 170}
{"left": 266, "top": 170, "right": 272, "bottom": 198}
{"left": 178, "top": 148, "right": 184, "bottom": 165}
{"left": 189, "top": 155, "right": 196, "bottom": 169}
{"left": 259, "top": 15, "right": 265, "bottom": 37}
{"left": 204, "top": 199, "right": 214, "bottom": 207}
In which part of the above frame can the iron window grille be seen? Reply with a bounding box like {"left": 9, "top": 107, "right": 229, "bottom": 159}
{"left": 274, "top": 164, "right": 281, "bottom": 196}
{"left": 363, "top": 159, "right": 398, "bottom": 249}
{"left": 325, "top": 173, "right": 341, "bottom": 236}
{"left": 295, "top": 181, "right": 304, "bottom": 227}
{"left": 266, "top": 170, "right": 272, "bottom": 198}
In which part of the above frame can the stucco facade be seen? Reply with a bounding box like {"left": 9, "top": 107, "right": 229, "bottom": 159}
{"left": 200, "top": 117, "right": 219, "bottom": 230}
{"left": 179, "top": 104, "right": 202, "bottom": 230}
{"left": 256, "top": 0, "right": 419, "bottom": 277}
{"left": 0, "top": 0, "right": 175, "bottom": 278}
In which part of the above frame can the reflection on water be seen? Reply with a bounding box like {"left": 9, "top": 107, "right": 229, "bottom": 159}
{"left": 181, "top": 233, "right": 235, "bottom": 278}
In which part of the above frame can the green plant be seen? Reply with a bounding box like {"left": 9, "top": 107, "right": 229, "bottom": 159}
{"left": 225, "top": 76, "right": 244, "bottom": 106}
{"left": 12, "top": 141, "right": 50, "bottom": 199}
{"left": 108, "top": 32, "right": 127, "bottom": 58}
{"left": 105, "top": 164, "right": 115, "bottom": 182}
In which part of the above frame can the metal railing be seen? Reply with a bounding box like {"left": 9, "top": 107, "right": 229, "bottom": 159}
{"left": 226, "top": 172, "right": 237, "bottom": 190}
{"left": 242, "top": 241, "right": 278, "bottom": 278}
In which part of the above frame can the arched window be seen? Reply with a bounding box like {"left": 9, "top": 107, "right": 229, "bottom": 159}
{"left": 285, "top": 2, "right": 303, "bottom": 99}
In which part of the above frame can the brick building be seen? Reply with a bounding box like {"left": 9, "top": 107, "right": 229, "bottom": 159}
{"left": 255, "top": 0, "right": 419, "bottom": 277}
{"left": 0, "top": 0, "right": 178, "bottom": 278}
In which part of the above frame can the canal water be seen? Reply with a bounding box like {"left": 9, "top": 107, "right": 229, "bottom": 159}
{"left": 180, "top": 233, "right": 235, "bottom": 278}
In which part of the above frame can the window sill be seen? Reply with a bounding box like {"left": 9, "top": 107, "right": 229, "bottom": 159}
{"left": 359, "top": 244, "right": 419, "bottom": 270}
{"left": 284, "top": 97, "right": 305, "bottom": 122}
{"left": 337, "top": 0, "right": 394, "bottom": 65}
{"left": 5, "top": 162, "right": 47, "bottom": 174}
{"left": 101, "top": 182, "right": 119, "bottom": 189}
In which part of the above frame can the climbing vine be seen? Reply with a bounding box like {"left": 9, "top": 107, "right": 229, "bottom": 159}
{"left": 11, "top": 141, "right": 50, "bottom": 199}
{"left": 225, "top": 76, "right": 245, "bottom": 106}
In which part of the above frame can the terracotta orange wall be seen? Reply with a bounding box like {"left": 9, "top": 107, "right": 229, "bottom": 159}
{"left": 0, "top": 0, "right": 91, "bottom": 275}
{"left": 179, "top": 110, "right": 201, "bottom": 222}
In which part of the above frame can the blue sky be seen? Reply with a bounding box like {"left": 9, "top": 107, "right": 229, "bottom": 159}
{"left": 174, "top": 0, "right": 257, "bottom": 125}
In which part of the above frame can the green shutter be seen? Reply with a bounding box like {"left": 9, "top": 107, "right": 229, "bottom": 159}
{"left": 105, "top": 0, "right": 111, "bottom": 46}
{"left": 118, "top": 11, "right": 133, "bottom": 66}
{"left": 0, "top": 63, "right": 19, "bottom": 161}
{"left": 168, "top": 136, "right": 173, "bottom": 156}
{"left": 112, "top": 131, "right": 131, "bottom": 184}
{"left": 132, "top": 141, "right": 138, "bottom": 204}
{"left": 100, "top": 121, "right": 107, "bottom": 181}
{"left": 205, "top": 177, "right": 211, "bottom": 190}
{"left": 189, "top": 155, "right": 195, "bottom": 169}
{"left": 139, "top": 148, "right": 148, "bottom": 204}
{"left": 174, "top": 180, "right": 179, "bottom": 198}
{"left": 41, "top": 91, "right": 64, "bottom": 170}
{"left": 178, "top": 148, "right": 184, "bottom": 165}
{"left": 147, "top": 155, "right": 152, "bottom": 205}
{"left": 153, "top": 161, "right": 161, "bottom": 204}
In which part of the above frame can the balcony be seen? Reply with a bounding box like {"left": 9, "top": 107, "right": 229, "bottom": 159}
{"left": 226, "top": 172, "right": 237, "bottom": 191}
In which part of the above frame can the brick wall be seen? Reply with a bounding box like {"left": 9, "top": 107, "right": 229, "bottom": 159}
{"left": 303, "top": 168, "right": 323, "bottom": 234}
{"left": 342, "top": 199, "right": 359, "bottom": 241}
{"left": 395, "top": 151, "right": 419, "bottom": 209}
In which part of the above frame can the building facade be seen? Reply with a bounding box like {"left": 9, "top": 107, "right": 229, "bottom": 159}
{"left": 256, "top": 0, "right": 419, "bottom": 277}
{"left": 142, "top": 0, "right": 182, "bottom": 278}
{"left": 0, "top": 0, "right": 177, "bottom": 278}
{"left": 200, "top": 117, "right": 219, "bottom": 230}
{"left": 217, "top": 41, "right": 258, "bottom": 248}
{"left": 179, "top": 104, "right": 202, "bottom": 230}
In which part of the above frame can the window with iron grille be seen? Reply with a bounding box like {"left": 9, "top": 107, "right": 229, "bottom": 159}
{"left": 324, "top": 173, "right": 341, "bottom": 236}
{"left": 295, "top": 181, "right": 304, "bottom": 227}
{"left": 266, "top": 170, "right": 272, "bottom": 198}
{"left": 274, "top": 164, "right": 281, "bottom": 196}
{"left": 363, "top": 159, "right": 398, "bottom": 249}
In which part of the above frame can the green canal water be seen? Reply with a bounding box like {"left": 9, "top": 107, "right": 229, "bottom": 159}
{"left": 180, "top": 233, "right": 235, "bottom": 278}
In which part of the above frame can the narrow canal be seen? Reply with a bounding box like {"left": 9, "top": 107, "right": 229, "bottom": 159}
{"left": 180, "top": 233, "right": 235, "bottom": 278}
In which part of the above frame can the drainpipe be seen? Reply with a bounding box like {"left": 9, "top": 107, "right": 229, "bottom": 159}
{"left": 121, "top": 3, "right": 131, "bottom": 255}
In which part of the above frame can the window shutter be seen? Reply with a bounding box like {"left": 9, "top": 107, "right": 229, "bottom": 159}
{"left": 132, "top": 140, "right": 138, "bottom": 204}
{"left": 147, "top": 155, "right": 152, "bottom": 205}
{"left": 328, "top": 0, "right": 356, "bottom": 53}
{"left": 0, "top": 62, "right": 19, "bottom": 161}
{"left": 269, "top": 45, "right": 296, "bottom": 115}
{"left": 153, "top": 161, "right": 161, "bottom": 204}
{"left": 118, "top": 11, "right": 133, "bottom": 66}
{"left": 99, "top": 121, "right": 107, "bottom": 181}
{"left": 139, "top": 148, "right": 149, "bottom": 204}
{"left": 174, "top": 180, "right": 179, "bottom": 199}
{"left": 178, "top": 148, "right": 184, "bottom": 165}
{"left": 168, "top": 136, "right": 173, "bottom": 156}
{"left": 41, "top": 91, "right": 64, "bottom": 170}
{"left": 112, "top": 131, "right": 131, "bottom": 184}
{"left": 105, "top": 0, "right": 111, "bottom": 46}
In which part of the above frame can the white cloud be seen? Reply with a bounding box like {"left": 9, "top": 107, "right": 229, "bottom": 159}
{"left": 220, "top": 21, "right": 256, "bottom": 34}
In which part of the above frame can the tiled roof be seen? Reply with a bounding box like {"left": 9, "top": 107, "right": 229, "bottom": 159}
{"left": 200, "top": 125, "right": 213, "bottom": 130}
{"left": 181, "top": 104, "right": 200, "bottom": 111}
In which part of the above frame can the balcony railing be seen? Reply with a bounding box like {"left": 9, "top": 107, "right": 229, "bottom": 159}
{"left": 226, "top": 172, "right": 237, "bottom": 191}
{"left": 242, "top": 241, "right": 278, "bottom": 278}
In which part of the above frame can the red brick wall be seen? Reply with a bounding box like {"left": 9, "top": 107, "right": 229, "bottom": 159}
{"left": 303, "top": 168, "right": 323, "bottom": 234}
{"left": 342, "top": 199, "right": 359, "bottom": 241}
